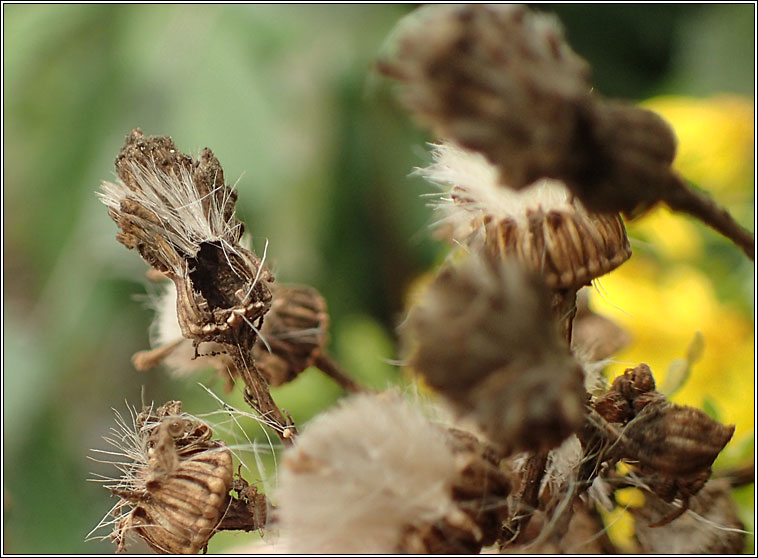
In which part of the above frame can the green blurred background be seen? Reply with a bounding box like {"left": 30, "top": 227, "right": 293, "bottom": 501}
{"left": 3, "top": 4, "right": 754, "bottom": 554}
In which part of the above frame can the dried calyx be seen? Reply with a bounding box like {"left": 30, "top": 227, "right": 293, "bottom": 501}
{"left": 100, "top": 130, "right": 295, "bottom": 444}
{"left": 402, "top": 254, "right": 586, "bottom": 454}
{"left": 101, "top": 401, "right": 233, "bottom": 554}
{"left": 419, "top": 142, "right": 632, "bottom": 292}
{"left": 380, "top": 4, "right": 754, "bottom": 258}
{"left": 100, "top": 129, "right": 274, "bottom": 348}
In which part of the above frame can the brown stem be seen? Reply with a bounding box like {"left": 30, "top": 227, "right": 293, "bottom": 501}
{"left": 551, "top": 288, "right": 578, "bottom": 346}
{"left": 228, "top": 344, "right": 296, "bottom": 445}
{"left": 314, "top": 353, "right": 369, "bottom": 393}
{"left": 664, "top": 175, "right": 754, "bottom": 260}
{"left": 502, "top": 451, "right": 550, "bottom": 547}
{"left": 713, "top": 460, "right": 755, "bottom": 487}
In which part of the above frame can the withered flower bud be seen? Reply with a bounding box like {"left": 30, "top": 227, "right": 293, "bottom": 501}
{"left": 94, "top": 401, "right": 233, "bottom": 554}
{"left": 403, "top": 255, "right": 585, "bottom": 453}
{"left": 632, "top": 479, "right": 745, "bottom": 554}
{"left": 621, "top": 399, "right": 735, "bottom": 482}
{"left": 278, "top": 392, "right": 481, "bottom": 553}
{"left": 99, "top": 129, "right": 274, "bottom": 348}
{"left": 378, "top": 4, "right": 592, "bottom": 190}
{"left": 418, "top": 142, "right": 631, "bottom": 291}
{"left": 592, "top": 363, "right": 735, "bottom": 520}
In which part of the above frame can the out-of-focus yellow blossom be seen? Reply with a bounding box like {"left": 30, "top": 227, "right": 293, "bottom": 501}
{"left": 599, "top": 506, "right": 638, "bottom": 554}
{"left": 615, "top": 487, "right": 645, "bottom": 509}
{"left": 590, "top": 256, "right": 754, "bottom": 450}
{"left": 642, "top": 95, "right": 754, "bottom": 201}
{"left": 626, "top": 204, "right": 702, "bottom": 260}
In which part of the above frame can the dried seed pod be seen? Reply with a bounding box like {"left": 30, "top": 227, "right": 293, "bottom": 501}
{"left": 378, "top": 4, "right": 592, "bottom": 190}
{"left": 632, "top": 479, "right": 745, "bottom": 554}
{"left": 621, "top": 399, "right": 735, "bottom": 481}
{"left": 96, "top": 401, "right": 233, "bottom": 554}
{"left": 99, "top": 129, "right": 274, "bottom": 348}
{"left": 418, "top": 142, "right": 631, "bottom": 291}
{"left": 278, "top": 392, "right": 477, "bottom": 553}
{"left": 252, "top": 283, "right": 329, "bottom": 386}
{"left": 403, "top": 254, "right": 586, "bottom": 453}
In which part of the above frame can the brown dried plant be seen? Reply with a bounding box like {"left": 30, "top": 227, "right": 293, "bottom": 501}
{"left": 91, "top": 4, "right": 751, "bottom": 555}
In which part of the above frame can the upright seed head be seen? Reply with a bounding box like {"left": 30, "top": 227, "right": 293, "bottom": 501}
{"left": 99, "top": 129, "right": 274, "bottom": 348}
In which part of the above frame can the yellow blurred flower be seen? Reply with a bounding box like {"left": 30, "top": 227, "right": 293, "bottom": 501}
{"left": 590, "top": 257, "right": 754, "bottom": 443}
{"left": 642, "top": 95, "right": 754, "bottom": 201}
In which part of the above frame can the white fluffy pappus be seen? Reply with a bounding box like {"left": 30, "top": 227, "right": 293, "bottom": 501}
{"left": 99, "top": 157, "right": 243, "bottom": 276}
{"left": 417, "top": 141, "right": 578, "bottom": 240}
{"left": 148, "top": 281, "right": 230, "bottom": 377}
{"left": 277, "top": 392, "right": 463, "bottom": 553}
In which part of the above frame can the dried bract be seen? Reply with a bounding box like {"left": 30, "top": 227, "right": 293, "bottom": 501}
{"left": 98, "top": 401, "right": 233, "bottom": 554}
{"left": 419, "top": 142, "right": 631, "bottom": 290}
{"left": 99, "top": 129, "right": 274, "bottom": 348}
{"left": 403, "top": 254, "right": 585, "bottom": 453}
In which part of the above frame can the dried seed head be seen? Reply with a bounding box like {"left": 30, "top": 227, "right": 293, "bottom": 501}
{"left": 570, "top": 100, "right": 679, "bottom": 216}
{"left": 632, "top": 479, "right": 745, "bottom": 554}
{"left": 99, "top": 129, "right": 274, "bottom": 348}
{"left": 252, "top": 283, "right": 329, "bottom": 386}
{"left": 379, "top": 4, "right": 592, "bottom": 189}
{"left": 94, "top": 401, "right": 233, "bottom": 554}
{"left": 621, "top": 399, "right": 735, "bottom": 480}
{"left": 133, "top": 280, "right": 331, "bottom": 389}
{"left": 419, "top": 142, "right": 631, "bottom": 290}
{"left": 278, "top": 392, "right": 472, "bottom": 553}
{"left": 403, "top": 254, "right": 586, "bottom": 453}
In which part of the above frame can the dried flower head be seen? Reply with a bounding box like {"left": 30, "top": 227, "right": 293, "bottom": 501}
{"left": 378, "top": 4, "right": 592, "bottom": 190}
{"left": 277, "top": 392, "right": 485, "bottom": 553}
{"left": 632, "top": 479, "right": 745, "bottom": 554}
{"left": 419, "top": 142, "right": 632, "bottom": 290}
{"left": 133, "top": 280, "right": 351, "bottom": 392}
{"left": 99, "top": 129, "right": 274, "bottom": 348}
{"left": 381, "top": 5, "right": 754, "bottom": 257}
{"left": 92, "top": 401, "right": 233, "bottom": 554}
{"left": 403, "top": 254, "right": 586, "bottom": 453}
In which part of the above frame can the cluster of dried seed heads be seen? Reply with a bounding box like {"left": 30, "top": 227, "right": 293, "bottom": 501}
{"left": 381, "top": 3, "right": 754, "bottom": 257}
{"left": 592, "top": 363, "right": 735, "bottom": 522}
